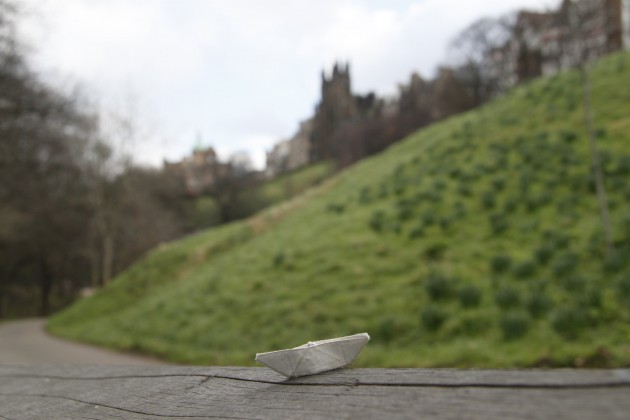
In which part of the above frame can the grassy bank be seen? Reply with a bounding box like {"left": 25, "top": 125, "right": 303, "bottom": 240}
{"left": 50, "top": 52, "right": 630, "bottom": 367}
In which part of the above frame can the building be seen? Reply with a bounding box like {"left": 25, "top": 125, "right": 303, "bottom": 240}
{"left": 265, "top": 119, "right": 313, "bottom": 178}
{"left": 495, "top": 0, "right": 630, "bottom": 86}
{"left": 164, "top": 146, "right": 227, "bottom": 196}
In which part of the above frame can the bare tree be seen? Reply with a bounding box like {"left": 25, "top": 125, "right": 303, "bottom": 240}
{"left": 448, "top": 14, "right": 516, "bottom": 105}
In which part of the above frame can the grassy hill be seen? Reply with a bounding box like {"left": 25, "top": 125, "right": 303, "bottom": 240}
{"left": 50, "top": 52, "right": 630, "bottom": 367}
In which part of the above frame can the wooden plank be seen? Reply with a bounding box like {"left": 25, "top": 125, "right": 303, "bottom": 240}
{"left": 1, "top": 366, "right": 629, "bottom": 419}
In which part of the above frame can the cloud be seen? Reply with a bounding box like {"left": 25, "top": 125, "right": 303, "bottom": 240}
{"left": 19, "top": 0, "right": 561, "bottom": 169}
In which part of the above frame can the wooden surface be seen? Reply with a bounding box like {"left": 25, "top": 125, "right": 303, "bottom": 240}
{"left": 1, "top": 366, "right": 629, "bottom": 419}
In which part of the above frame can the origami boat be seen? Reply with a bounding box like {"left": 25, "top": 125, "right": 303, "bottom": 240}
{"left": 255, "top": 333, "right": 370, "bottom": 378}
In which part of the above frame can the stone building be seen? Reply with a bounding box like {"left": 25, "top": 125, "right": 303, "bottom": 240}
{"left": 492, "top": 0, "right": 630, "bottom": 87}
{"left": 308, "top": 62, "right": 380, "bottom": 163}
{"left": 164, "top": 147, "right": 227, "bottom": 196}
{"left": 265, "top": 118, "right": 313, "bottom": 178}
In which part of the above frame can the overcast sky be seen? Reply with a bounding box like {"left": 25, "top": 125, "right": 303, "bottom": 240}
{"left": 19, "top": 0, "right": 558, "bottom": 169}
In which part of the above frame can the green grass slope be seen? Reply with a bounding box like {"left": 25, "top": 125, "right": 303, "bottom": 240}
{"left": 50, "top": 53, "right": 630, "bottom": 367}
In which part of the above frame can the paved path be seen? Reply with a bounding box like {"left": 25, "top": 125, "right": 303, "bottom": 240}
{"left": 0, "top": 319, "right": 166, "bottom": 365}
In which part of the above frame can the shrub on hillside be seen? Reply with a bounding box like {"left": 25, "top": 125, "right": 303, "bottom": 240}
{"left": 560, "top": 274, "right": 586, "bottom": 293}
{"left": 490, "top": 254, "right": 512, "bottom": 274}
{"left": 552, "top": 251, "right": 579, "bottom": 277}
{"left": 369, "top": 210, "right": 386, "bottom": 232}
{"left": 534, "top": 244, "right": 554, "bottom": 265}
{"left": 458, "top": 183, "right": 472, "bottom": 197}
{"left": 458, "top": 285, "right": 482, "bottom": 308}
{"left": 481, "top": 191, "right": 496, "bottom": 209}
{"left": 513, "top": 260, "right": 537, "bottom": 279}
{"left": 492, "top": 177, "right": 506, "bottom": 192}
{"left": 616, "top": 272, "right": 630, "bottom": 306}
{"left": 375, "top": 316, "right": 404, "bottom": 343}
{"left": 559, "top": 129, "right": 578, "bottom": 143}
{"left": 500, "top": 311, "right": 530, "bottom": 340}
{"left": 425, "top": 273, "right": 453, "bottom": 301}
{"left": 552, "top": 307, "right": 588, "bottom": 339}
{"left": 526, "top": 290, "right": 552, "bottom": 319}
{"left": 489, "top": 213, "right": 510, "bottom": 235}
{"left": 422, "top": 209, "right": 436, "bottom": 226}
{"left": 495, "top": 286, "right": 521, "bottom": 310}
{"left": 358, "top": 186, "right": 372, "bottom": 204}
{"left": 408, "top": 225, "right": 425, "bottom": 240}
{"left": 424, "top": 242, "right": 448, "bottom": 261}
{"left": 439, "top": 217, "right": 452, "bottom": 231}
{"left": 503, "top": 197, "right": 518, "bottom": 213}
{"left": 421, "top": 306, "right": 448, "bottom": 332}
{"left": 272, "top": 251, "right": 285, "bottom": 268}
{"left": 603, "top": 250, "right": 629, "bottom": 274}
{"left": 327, "top": 202, "right": 345, "bottom": 214}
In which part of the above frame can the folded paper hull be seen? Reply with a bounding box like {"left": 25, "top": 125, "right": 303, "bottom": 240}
{"left": 255, "top": 333, "right": 370, "bottom": 378}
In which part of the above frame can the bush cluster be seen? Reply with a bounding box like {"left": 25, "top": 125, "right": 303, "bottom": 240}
{"left": 421, "top": 306, "right": 448, "bottom": 332}
{"left": 500, "top": 312, "right": 530, "bottom": 340}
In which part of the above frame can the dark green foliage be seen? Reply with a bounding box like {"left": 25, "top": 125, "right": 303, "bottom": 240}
{"left": 376, "top": 316, "right": 403, "bottom": 343}
{"left": 421, "top": 306, "right": 448, "bottom": 332}
{"left": 369, "top": 210, "right": 386, "bottom": 232}
{"left": 489, "top": 213, "right": 510, "bottom": 234}
{"left": 560, "top": 274, "right": 586, "bottom": 293}
{"left": 459, "top": 285, "right": 482, "bottom": 308}
{"left": 492, "top": 177, "right": 506, "bottom": 191}
{"left": 526, "top": 291, "right": 552, "bottom": 319}
{"left": 552, "top": 252, "right": 579, "bottom": 277}
{"left": 439, "top": 217, "right": 452, "bottom": 231}
{"left": 423, "top": 242, "right": 448, "bottom": 262}
{"left": 433, "top": 178, "right": 447, "bottom": 190}
{"left": 559, "top": 129, "right": 578, "bottom": 143}
{"left": 616, "top": 155, "right": 630, "bottom": 176}
{"left": 552, "top": 307, "right": 588, "bottom": 339}
{"left": 455, "top": 315, "right": 488, "bottom": 336}
{"left": 396, "top": 198, "right": 416, "bottom": 221}
{"left": 503, "top": 197, "right": 518, "bottom": 213}
{"left": 534, "top": 245, "right": 554, "bottom": 265}
{"left": 425, "top": 273, "right": 453, "bottom": 301}
{"left": 543, "top": 230, "right": 571, "bottom": 249}
{"left": 526, "top": 192, "right": 551, "bottom": 212}
{"left": 495, "top": 286, "right": 521, "bottom": 310}
{"left": 490, "top": 254, "right": 512, "bottom": 274}
{"left": 453, "top": 201, "right": 467, "bottom": 218}
{"left": 327, "top": 203, "right": 345, "bottom": 214}
{"left": 408, "top": 225, "right": 425, "bottom": 240}
{"left": 481, "top": 191, "right": 496, "bottom": 209}
{"left": 458, "top": 183, "right": 472, "bottom": 197}
{"left": 616, "top": 273, "right": 630, "bottom": 305}
{"left": 422, "top": 209, "right": 436, "bottom": 226}
{"left": 272, "top": 251, "right": 285, "bottom": 268}
{"left": 519, "top": 171, "right": 533, "bottom": 193}
{"left": 579, "top": 288, "right": 603, "bottom": 309}
{"left": 603, "top": 250, "right": 628, "bottom": 274}
{"left": 500, "top": 312, "right": 530, "bottom": 340}
{"left": 358, "top": 187, "right": 372, "bottom": 204}
{"left": 513, "top": 260, "right": 536, "bottom": 279}
{"left": 595, "top": 127, "right": 607, "bottom": 139}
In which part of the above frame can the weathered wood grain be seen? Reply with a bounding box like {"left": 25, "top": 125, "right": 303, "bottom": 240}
{"left": 1, "top": 366, "right": 629, "bottom": 419}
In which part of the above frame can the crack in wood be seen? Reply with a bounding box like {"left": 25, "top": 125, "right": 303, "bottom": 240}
{"left": 169, "top": 373, "right": 630, "bottom": 389}
{"left": 3, "top": 372, "right": 630, "bottom": 390}
{"left": 0, "top": 393, "right": 252, "bottom": 419}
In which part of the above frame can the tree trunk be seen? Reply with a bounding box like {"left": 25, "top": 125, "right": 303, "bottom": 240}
{"left": 38, "top": 256, "right": 53, "bottom": 316}
{"left": 102, "top": 233, "right": 114, "bottom": 285}
{"left": 580, "top": 66, "right": 614, "bottom": 256}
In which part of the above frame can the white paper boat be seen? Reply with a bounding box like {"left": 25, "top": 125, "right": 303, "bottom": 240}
{"left": 255, "top": 333, "right": 370, "bottom": 378}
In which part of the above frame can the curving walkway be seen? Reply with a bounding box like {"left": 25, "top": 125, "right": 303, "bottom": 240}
{"left": 0, "top": 318, "right": 166, "bottom": 365}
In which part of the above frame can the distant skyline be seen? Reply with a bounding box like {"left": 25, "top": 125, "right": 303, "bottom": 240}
{"left": 19, "top": 0, "right": 559, "bottom": 169}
